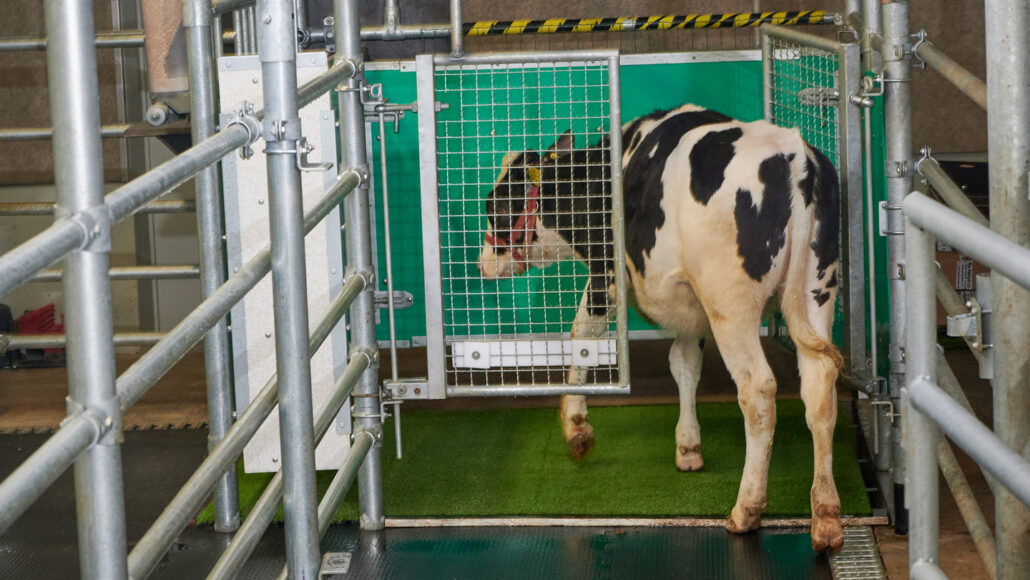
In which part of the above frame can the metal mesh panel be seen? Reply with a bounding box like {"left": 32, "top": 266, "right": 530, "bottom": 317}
{"left": 765, "top": 36, "right": 841, "bottom": 169}
{"left": 428, "top": 53, "right": 625, "bottom": 393}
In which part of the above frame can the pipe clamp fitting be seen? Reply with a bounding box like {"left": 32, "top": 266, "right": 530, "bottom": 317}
{"left": 225, "top": 101, "right": 262, "bottom": 159}
{"left": 66, "top": 204, "right": 113, "bottom": 253}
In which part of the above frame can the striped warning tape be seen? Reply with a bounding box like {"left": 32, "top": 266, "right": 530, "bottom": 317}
{"left": 464, "top": 11, "right": 831, "bottom": 37}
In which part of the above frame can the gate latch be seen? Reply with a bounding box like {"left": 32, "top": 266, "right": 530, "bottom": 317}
{"left": 798, "top": 86, "right": 840, "bottom": 108}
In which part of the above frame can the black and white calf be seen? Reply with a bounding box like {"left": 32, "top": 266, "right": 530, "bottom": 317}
{"left": 477, "top": 104, "right": 844, "bottom": 552}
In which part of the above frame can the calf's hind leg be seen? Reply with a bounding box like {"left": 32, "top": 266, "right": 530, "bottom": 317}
{"left": 670, "top": 334, "right": 705, "bottom": 471}
{"left": 709, "top": 313, "right": 778, "bottom": 534}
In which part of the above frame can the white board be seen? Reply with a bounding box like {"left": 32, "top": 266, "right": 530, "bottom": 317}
{"left": 218, "top": 52, "right": 350, "bottom": 473}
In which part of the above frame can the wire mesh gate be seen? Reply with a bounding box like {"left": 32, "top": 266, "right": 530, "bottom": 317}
{"left": 415, "top": 50, "right": 629, "bottom": 398}
{"left": 760, "top": 25, "right": 867, "bottom": 376}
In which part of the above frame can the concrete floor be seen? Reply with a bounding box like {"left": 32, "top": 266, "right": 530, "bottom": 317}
{"left": 0, "top": 339, "right": 996, "bottom": 578}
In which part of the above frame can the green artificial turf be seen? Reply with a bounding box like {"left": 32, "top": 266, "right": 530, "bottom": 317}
{"left": 197, "top": 401, "right": 871, "bottom": 524}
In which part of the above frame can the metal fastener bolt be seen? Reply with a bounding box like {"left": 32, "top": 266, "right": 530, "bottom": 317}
{"left": 414, "top": 387, "right": 422, "bottom": 395}
{"left": 272, "top": 457, "right": 278, "bottom": 463}
{"left": 252, "top": 77, "right": 259, "bottom": 84}
{"left": 258, "top": 199, "right": 264, "bottom": 205}
{"left": 263, "top": 14, "right": 272, "bottom": 24}
{"left": 972, "top": 341, "right": 980, "bottom": 349}
{"left": 105, "top": 416, "right": 113, "bottom": 427}
{"left": 265, "top": 331, "right": 272, "bottom": 338}
{"left": 398, "top": 386, "right": 407, "bottom": 395}
{"left": 471, "top": 351, "right": 481, "bottom": 360}
{"left": 580, "top": 349, "right": 590, "bottom": 357}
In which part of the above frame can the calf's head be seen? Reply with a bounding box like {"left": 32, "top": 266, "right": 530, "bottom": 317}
{"left": 477, "top": 132, "right": 575, "bottom": 279}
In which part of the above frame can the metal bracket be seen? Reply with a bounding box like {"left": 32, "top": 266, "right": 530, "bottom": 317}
{"left": 974, "top": 273, "right": 994, "bottom": 379}
{"left": 878, "top": 201, "right": 905, "bottom": 237}
{"left": 887, "top": 158, "right": 915, "bottom": 178}
{"left": 319, "top": 552, "right": 352, "bottom": 577}
{"left": 322, "top": 17, "right": 336, "bottom": 54}
{"left": 945, "top": 301, "right": 981, "bottom": 351}
{"left": 799, "top": 86, "right": 840, "bottom": 108}
{"left": 374, "top": 289, "right": 414, "bottom": 310}
{"left": 295, "top": 137, "right": 333, "bottom": 172}
{"left": 384, "top": 377, "right": 431, "bottom": 400}
{"left": 67, "top": 204, "right": 113, "bottom": 253}
{"left": 225, "top": 100, "right": 261, "bottom": 159}
{"left": 910, "top": 30, "right": 928, "bottom": 69}
{"left": 262, "top": 117, "right": 303, "bottom": 142}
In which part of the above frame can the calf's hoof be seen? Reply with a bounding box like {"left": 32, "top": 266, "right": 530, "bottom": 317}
{"left": 566, "top": 426, "right": 595, "bottom": 461}
{"left": 725, "top": 504, "right": 763, "bottom": 534}
{"left": 811, "top": 505, "right": 844, "bottom": 552}
{"left": 676, "top": 444, "right": 704, "bottom": 472}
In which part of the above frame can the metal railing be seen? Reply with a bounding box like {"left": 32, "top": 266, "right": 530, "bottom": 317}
{"left": 0, "top": 0, "right": 383, "bottom": 577}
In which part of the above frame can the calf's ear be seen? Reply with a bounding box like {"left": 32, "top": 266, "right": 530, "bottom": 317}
{"left": 545, "top": 130, "right": 575, "bottom": 160}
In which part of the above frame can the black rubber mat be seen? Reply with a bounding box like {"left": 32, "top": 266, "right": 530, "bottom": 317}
{"left": 1, "top": 431, "right": 833, "bottom": 579}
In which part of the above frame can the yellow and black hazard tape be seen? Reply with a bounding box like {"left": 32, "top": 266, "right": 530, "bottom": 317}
{"left": 464, "top": 11, "right": 830, "bottom": 36}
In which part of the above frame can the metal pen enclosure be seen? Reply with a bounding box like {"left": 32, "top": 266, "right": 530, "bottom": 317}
{"left": 415, "top": 51, "right": 629, "bottom": 399}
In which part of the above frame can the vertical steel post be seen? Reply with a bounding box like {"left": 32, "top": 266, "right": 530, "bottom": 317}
{"left": 184, "top": 0, "right": 240, "bottom": 534}
{"left": 881, "top": 0, "right": 912, "bottom": 534}
{"left": 904, "top": 218, "right": 940, "bottom": 574}
{"left": 45, "top": 0, "right": 127, "bottom": 576}
{"left": 861, "top": 0, "right": 883, "bottom": 73}
{"left": 985, "top": 1, "right": 1030, "bottom": 577}
{"left": 258, "top": 0, "right": 321, "bottom": 575}
{"left": 335, "top": 0, "right": 385, "bottom": 530}
{"left": 450, "top": 0, "right": 464, "bottom": 57}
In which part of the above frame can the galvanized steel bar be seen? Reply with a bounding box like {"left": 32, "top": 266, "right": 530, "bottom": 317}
{"left": 881, "top": 0, "right": 912, "bottom": 533}
{"left": 917, "top": 157, "right": 989, "bottom": 228}
{"left": 447, "top": 384, "right": 631, "bottom": 397}
{"left": 4, "top": 332, "right": 164, "bottom": 350}
{"left": 336, "top": 0, "right": 386, "bottom": 531}
{"left": 127, "top": 271, "right": 366, "bottom": 580}
{"left": 938, "top": 439, "right": 998, "bottom": 579}
{"left": 911, "top": 560, "right": 949, "bottom": 580}
{"left": 212, "top": 0, "right": 255, "bottom": 17}
{"left": 904, "top": 211, "right": 940, "bottom": 577}
{"left": 206, "top": 352, "right": 370, "bottom": 580}
{"left": 116, "top": 170, "right": 360, "bottom": 412}
{"left": 185, "top": 0, "right": 240, "bottom": 534}
{"left": 904, "top": 194, "right": 1030, "bottom": 291}
{"left": 759, "top": 22, "right": 841, "bottom": 53}
{"left": 0, "top": 199, "right": 196, "bottom": 217}
{"left": 297, "top": 59, "right": 358, "bottom": 109}
{"left": 909, "top": 379, "right": 1030, "bottom": 509}
{"left": 985, "top": 1, "right": 1030, "bottom": 576}
{"left": 45, "top": 0, "right": 127, "bottom": 575}
{"left": 0, "top": 410, "right": 108, "bottom": 534}
{"left": 0, "top": 124, "right": 131, "bottom": 141}
{"left": 859, "top": 0, "right": 882, "bottom": 72}
{"left": 915, "top": 41, "right": 987, "bottom": 110}
{"left": 449, "top": 0, "right": 463, "bottom": 57}
{"left": 0, "top": 30, "right": 145, "bottom": 51}
{"left": 0, "top": 220, "right": 89, "bottom": 298}
{"left": 258, "top": 0, "right": 320, "bottom": 574}
{"left": 29, "top": 264, "right": 200, "bottom": 283}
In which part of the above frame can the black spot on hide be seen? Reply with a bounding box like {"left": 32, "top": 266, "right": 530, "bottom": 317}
{"left": 808, "top": 147, "right": 841, "bottom": 276}
{"left": 688, "top": 128, "right": 744, "bottom": 205}
{"left": 735, "top": 154, "right": 793, "bottom": 281}
{"left": 623, "top": 109, "right": 733, "bottom": 275}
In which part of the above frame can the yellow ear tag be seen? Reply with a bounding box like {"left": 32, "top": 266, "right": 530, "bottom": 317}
{"left": 526, "top": 167, "right": 541, "bottom": 185}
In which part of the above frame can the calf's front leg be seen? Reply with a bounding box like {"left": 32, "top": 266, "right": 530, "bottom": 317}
{"left": 561, "top": 284, "right": 610, "bottom": 460}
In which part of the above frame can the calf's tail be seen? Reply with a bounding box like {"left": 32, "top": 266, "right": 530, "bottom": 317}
{"left": 780, "top": 142, "right": 844, "bottom": 371}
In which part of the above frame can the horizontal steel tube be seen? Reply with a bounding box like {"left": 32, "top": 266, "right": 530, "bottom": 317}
{"left": 206, "top": 353, "right": 370, "bottom": 580}
{"left": 116, "top": 170, "right": 360, "bottom": 412}
{"left": 127, "top": 273, "right": 367, "bottom": 580}
{"left": 0, "top": 30, "right": 144, "bottom": 51}
{"left": 915, "top": 41, "right": 987, "bottom": 110}
{"left": 30, "top": 264, "right": 200, "bottom": 283}
{"left": 0, "top": 200, "right": 196, "bottom": 216}
{"left": 211, "top": 0, "right": 255, "bottom": 16}
{"left": 0, "top": 219, "right": 85, "bottom": 299}
{"left": 911, "top": 560, "right": 949, "bottom": 580}
{"left": 917, "top": 158, "right": 989, "bottom": 227}
{"left": 447, "top": 385, "right": 630, "bottom": 397}
{"left": 297, "top": 60, "right": 358, "bottom": 110}
{"left": 0, "top": 124, "right": 131, "bottom": 142}
{"left": 4, "top": 332, "right": 164, "bottom": 350}
{"left": 0, "top": 410, "right": 107, "bottom": 534}
{"left": 105, "top": 124, "right": 251, "bottom": 223}
{"left": 909, "top": 378, "right": 1030, "bottom": 508}
{"left": 759, "top": 23, "right": 841, "bottom": 53}
{"left": 434, "top": 49, "right": 618, "bottom": 66}
{"left": 904, "top": 193, "right": 1030, "bottom": 291}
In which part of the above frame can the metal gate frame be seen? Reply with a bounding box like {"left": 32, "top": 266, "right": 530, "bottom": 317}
{"left": 415, "top": 50, "right": 630, "bottom": 399}
{"left": 760, "top": 24, "right": 867, "bottom": 380}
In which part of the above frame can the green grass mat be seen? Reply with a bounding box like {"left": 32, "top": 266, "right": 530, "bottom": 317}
{"left": 197, "top": 401, "right": 870, "bottom": 524}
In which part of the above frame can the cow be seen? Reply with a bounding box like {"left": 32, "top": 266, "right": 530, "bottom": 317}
{"left": 476, "top": 104, "right": 845, "bottom": 552}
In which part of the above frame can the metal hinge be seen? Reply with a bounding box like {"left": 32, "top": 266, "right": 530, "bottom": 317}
{"left": 375, "top": 290, "right": 414, "bottom": 310}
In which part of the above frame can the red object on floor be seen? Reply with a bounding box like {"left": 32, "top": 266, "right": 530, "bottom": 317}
{"left": 17, "top": 303, "right": 65, "bottom": 357}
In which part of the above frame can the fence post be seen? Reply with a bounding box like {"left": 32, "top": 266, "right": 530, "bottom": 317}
{"left": 44, "top": 0, "right": 128, "bottom": 575}
{"left": 985, "top": 1, "right": 1030, "bottom": 577}
{"left": 257, "top": 0, "right": 321, "bottom": 575}
{"left": 881, "top": 0, "right": 912, "bottom": 534}
{"left": 184, "top": 0, "right": 240, "bottom": 534}
{"left": 335, "top": 0, "right": 386, "bottom": 530}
